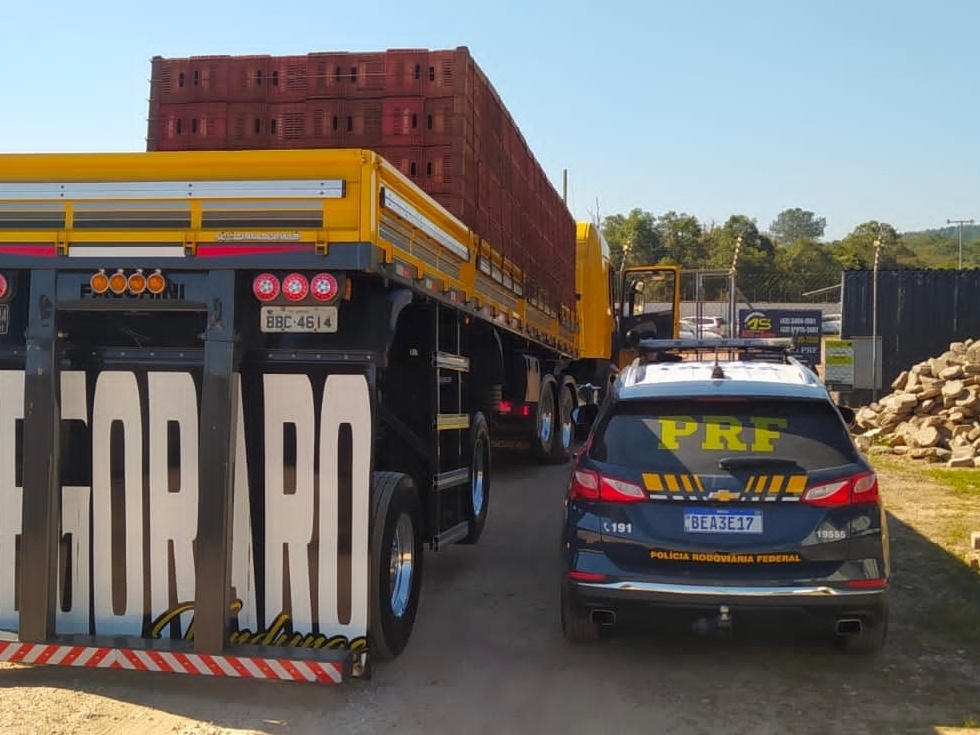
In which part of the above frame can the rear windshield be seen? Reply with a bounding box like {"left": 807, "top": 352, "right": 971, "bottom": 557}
{"left": 592, "top": 399, "right": 857, "bottom": 473}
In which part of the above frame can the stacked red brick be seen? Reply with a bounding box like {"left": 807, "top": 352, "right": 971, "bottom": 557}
{"left": 146, "top": 47, "right": 575, "bottom": 317}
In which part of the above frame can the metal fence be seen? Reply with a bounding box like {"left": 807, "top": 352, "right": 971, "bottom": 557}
{"left": 841, "top": 268, "right": 980, "bottom": 403}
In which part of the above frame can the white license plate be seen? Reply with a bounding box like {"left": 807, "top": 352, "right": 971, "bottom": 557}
{"left": 684, "top": 509, "right": 763, "bottom": 534}
{"left": 260, "top": 306, "right": 338, "bottom": 333}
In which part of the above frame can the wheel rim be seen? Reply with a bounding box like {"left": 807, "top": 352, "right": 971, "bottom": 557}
{"left": 538, "top": 386, "right": 555, "bottom": 445}
{"left": 389, "top": 513, "right": 415, "bottom": 618}
{"left": 471, "top": 440, "right": 486, "bottom": 516}
{"left": 559, "top": 390, "right": 573, "bottom": 451}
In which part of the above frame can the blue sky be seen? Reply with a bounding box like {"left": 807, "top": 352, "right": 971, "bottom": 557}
{"left": 1, "top": 0, "right": 977, "bottom": 240}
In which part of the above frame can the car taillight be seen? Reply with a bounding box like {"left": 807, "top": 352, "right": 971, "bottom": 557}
{"left": 569, "top": 469, "right": 645, "bottom": 503}
{"left": 253, "top": 273, "right": 280, "bottom": 301}
{"left": 802, "top": 472, "right": 879, "bottom": 507}
{"left": 0, "top": 272, "right": 7, "bottom": 300}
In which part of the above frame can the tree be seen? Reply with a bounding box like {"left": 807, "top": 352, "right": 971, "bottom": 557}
{"left": 828, "top": 221, "right": 921, "bottom": 269}
{"left": 769, "top": 208, "right": 827, "bottom": 245}
{"left": 656, "top": 211, "right": 707, "bottom": 267}
{"left": 600, "top": 209, "right": 661, "bottom": 269}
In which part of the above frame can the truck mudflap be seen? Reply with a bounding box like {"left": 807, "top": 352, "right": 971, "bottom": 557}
{"left": 0, "top": 265, "right": 380, "bottom": 684}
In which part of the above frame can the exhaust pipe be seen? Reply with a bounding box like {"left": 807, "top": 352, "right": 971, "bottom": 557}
{"left": 590, "top": 609, "right": 616, "bottom": 626}
{"left": 836, "top": 618, "right": 863, "bottom": 635}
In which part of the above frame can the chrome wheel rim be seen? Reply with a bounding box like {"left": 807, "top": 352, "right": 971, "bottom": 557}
{"left": 538, "top": 387, "right": 555, "bottom": 445}
{"left": 389, "top": 513, "right": 415, "bottom": 618}
{"left": 471, "top": 443, "right": 486, "bottom": 516}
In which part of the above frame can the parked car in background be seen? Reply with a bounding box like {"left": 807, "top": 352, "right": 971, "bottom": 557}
{"left": 681, "top": 316, "right": 730, "bottom": 338}
{"left": 822, "top": 313, "right": 842, "bottom": 335}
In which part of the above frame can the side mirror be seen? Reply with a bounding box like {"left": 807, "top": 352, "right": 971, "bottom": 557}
{"left": 572, "top": 404, "right": 599, "bottom": 431}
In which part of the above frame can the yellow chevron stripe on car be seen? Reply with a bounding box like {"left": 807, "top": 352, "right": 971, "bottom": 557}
{"left": 784, "top": 475, "right": 807, "bottom": 495}
{"left": 643, "top": 473, "right": 664, "bottom": 492}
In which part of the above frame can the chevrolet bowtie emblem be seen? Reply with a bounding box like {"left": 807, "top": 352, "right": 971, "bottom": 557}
{"left": 707, "top": 489, "right": 741, "bottom": 502}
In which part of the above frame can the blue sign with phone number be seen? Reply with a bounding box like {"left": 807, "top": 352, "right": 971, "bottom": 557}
{"left": 738, "top": 308, "right": 822, "bottom": 364}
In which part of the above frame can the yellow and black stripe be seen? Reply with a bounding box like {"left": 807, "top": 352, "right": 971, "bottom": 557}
{"left": 642, "top": 473, "right": 807, "bottom": 502}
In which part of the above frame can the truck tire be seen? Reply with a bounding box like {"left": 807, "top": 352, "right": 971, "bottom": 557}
{"left": 560, "top": 583, "right": 600, "bottom": 643}
{"left": 545, "top": 381, "right": 575, "bottom": 464}
{"left": 533, "top": 377, "right": 558, "bottom": 461}
{"left": 369, "top": 471, "right": 424, "bottom": 660}
{"left": 461, "top": 411, "right": 491, "bottom": 544}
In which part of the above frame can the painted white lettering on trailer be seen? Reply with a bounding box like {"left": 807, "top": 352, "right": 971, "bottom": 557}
{"left": 59, "top": 371, "right": 91, "bottom": 634}
{"left": 0, "top": 369, "right": 370, "bottom": 646}
{"left": 91, "top": 372, "right": 145, "bottom": 634}
{"left": 0, "top": 371, "right": 23, "bottom": 631}
{"left": 263, "top": 374, "right": 317, "bottom": 633}
{"left": 147, "top": 372, "right": 199, "bottom": 622}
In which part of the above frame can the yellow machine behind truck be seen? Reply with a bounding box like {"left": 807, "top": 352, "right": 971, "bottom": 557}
{"left": 0, "top": 148, "right": 679, "bottom": 683}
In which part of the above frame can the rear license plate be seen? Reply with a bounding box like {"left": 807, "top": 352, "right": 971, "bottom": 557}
{"left": 260, "top": 306, "right": 338, "bottom": 333}
{"left": 684, "top": 508, "right": 763, "bottom": 534}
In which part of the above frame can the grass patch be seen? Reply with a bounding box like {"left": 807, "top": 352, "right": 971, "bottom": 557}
{"left": 927, "top": 468, "right": 980, "bottom": 500}
{"left": 869, "top": 454, "right": 980, "bottom": 649}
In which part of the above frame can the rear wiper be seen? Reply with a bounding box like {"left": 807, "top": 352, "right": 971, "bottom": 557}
{"left": 718, "top": 456, "right": 800, "bottom": 470}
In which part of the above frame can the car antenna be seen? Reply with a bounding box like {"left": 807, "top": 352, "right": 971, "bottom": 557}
{"left": 711, "top": 347, "right": 725, "bottom": 379}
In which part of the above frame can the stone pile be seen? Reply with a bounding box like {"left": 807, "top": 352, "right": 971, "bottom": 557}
{"left": 851, "top": 339, "right": 980, "bottom": 468}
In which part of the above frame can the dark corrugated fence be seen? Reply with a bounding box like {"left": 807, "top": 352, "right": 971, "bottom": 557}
{"left": 841, "top": 269, "right": 980, "bottom": 402}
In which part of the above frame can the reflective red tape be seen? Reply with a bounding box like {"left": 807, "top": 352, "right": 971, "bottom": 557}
{"left": 0, "top": 642, "right": 343, "bottom": 683}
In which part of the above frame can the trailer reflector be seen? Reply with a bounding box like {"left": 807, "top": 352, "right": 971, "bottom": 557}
{"left": 146, "top": 269, "right": 167, "bottom": 294}
{"left": 88, "top": 270, "right": 110, "bottom": 294}
{"left": 127, "top": 270, "right": 148, "bottom": 294}
{"left": 108, "top": 269, "right": 128, "bottom": 294}
{"left": 0, "top": 641, "right": 344, "bottom": 683}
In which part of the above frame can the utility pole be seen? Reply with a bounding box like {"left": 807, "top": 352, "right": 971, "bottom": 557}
{"left": 871, "top": 236, "right": 882, "bottom": 401}
{"left": 946, "top": 218, "right": 975, "bottom": 269}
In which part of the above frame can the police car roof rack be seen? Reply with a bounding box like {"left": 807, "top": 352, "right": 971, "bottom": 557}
{"left": 637, "top": 337, "right": 799, "bottom": 365}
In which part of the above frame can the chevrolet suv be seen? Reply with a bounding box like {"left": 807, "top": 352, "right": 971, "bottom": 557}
{"left": 560, "top": 338, "right": 889, "bottom": 653}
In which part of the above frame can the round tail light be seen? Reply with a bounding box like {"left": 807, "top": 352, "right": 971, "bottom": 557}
{"left": 0, "top": 272, "right": 8, "bottom": 300}
{"left": 282, "top": 273, "right": 309, "bottom": 301}
{"left": 108, "top": 270, "right": 128, "bottom": 295}
{"left": 90, "top": 270, "right": 110, "bottom": 294}
{"left": 147, "top": 270, "right": 167, "bottom": 295}
{"left": 128, "top": 270, "right": 147, "bottom": 294}
{"left": 253, "top": 273, "right": 280, "bottom": 301}
{"left": 310, "top": 273, "right": 339, "bottom": 301}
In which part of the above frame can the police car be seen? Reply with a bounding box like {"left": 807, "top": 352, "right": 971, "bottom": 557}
{"left": 560, "top": 338, "right": 889, "bottom": 653}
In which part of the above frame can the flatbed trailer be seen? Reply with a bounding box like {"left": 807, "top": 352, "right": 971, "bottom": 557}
{"left": 0, "top": 148, "right": 638, "bottom": 682}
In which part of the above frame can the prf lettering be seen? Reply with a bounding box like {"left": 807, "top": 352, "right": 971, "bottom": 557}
{"left": 656, "top": 416, "right": 788, "bottom": 452}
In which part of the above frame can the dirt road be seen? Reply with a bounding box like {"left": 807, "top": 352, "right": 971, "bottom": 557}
{"left": 2, "top": 456, "right": 979, "bottom": 735}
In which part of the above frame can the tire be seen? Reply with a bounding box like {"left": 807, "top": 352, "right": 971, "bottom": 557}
{"left": 546, "top": 382, "right": 575, "bottom": 464}
{"left": 369, "top": 472, "right": 424, "bottom": 660}
{"left": 560, "top": 583, "right": 600, "bottom": 643}
{"left": 461, "top": 411, "right": 491, "bottom": 544}
{"left": 532, "top": 377, "right": 557, "bottom": 462}
{"left": 842, "top": 612, "right": 888, "bottom": 655}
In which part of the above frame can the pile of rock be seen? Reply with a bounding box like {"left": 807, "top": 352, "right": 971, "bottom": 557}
{"left": 851, "top": 339, "right": 980, "bottom": 468}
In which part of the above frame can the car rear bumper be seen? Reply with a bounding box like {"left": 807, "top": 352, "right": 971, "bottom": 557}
{"left": 566, "top": 577, "right": 888, "bottom": 627}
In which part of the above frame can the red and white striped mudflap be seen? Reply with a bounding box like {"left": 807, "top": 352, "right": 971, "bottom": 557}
{"left": 0, "top": 641, "right": 344, "bottom": 683}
